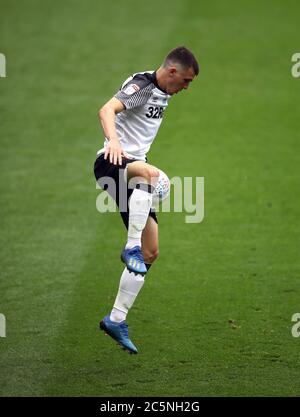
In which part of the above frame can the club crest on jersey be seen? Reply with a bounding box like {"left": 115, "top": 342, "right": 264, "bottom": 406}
{"left": 123, "top": 83, "right": 140, "bottom": 95}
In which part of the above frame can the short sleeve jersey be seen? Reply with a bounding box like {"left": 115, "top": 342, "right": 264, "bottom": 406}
{"left": 99, "top": 70, "right": 171, "bottom": 161}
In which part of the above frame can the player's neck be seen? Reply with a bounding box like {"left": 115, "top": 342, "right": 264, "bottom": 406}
{"left": 155, "top": 67, "right": 168, "bottom": 93}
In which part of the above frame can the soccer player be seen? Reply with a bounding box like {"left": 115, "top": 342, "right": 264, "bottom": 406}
{"left": 94, "top": 46, "right": 199, "bottom": 354}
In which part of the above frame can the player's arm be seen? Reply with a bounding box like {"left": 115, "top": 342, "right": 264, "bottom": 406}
{"left": 99, "top": 97, "right": 127, "bottom": 165}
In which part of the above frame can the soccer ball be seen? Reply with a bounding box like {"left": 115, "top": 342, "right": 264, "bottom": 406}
{"left": 152, "top": 169, "right": 170, "bottom": 206}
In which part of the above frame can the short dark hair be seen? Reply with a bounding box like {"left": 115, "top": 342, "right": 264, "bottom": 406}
{"left": 164, "top": 46, "right": 199, "bottom": 75}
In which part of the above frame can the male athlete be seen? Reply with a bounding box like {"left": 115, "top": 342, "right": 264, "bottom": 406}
{"left": 94, "top": 46, "right": 199, "bottom": 354}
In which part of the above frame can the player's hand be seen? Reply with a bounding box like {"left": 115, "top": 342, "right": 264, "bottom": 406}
{"left": 104, "top": 138, "right": 132, "bottom": 165}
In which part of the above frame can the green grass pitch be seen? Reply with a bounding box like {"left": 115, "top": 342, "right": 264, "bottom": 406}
{"left": 1, "top": 0, "right": 300, "bottom": 396}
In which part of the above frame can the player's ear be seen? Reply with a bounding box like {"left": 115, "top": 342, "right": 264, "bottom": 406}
{"left": 168, "top": 66, "right": 177, "bottom": 77}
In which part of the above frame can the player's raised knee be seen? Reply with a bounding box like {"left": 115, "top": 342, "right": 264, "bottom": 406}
{"left": 128, "top": 161, "right": 159, "bottom": 184}
{"left": 144, "top": 165, "right": 159, "bottom": 185}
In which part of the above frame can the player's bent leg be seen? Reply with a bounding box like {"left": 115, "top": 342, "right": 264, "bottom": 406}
{"left": 142, "top": 216, "right": 159, "bottom": 266}
{"left": 121, "top": 162, "right": 159, "bottom": 274}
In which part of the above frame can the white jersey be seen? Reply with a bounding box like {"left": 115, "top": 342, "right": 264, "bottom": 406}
{"left": 98, "top": 70, "right": 171, "bottom": 161}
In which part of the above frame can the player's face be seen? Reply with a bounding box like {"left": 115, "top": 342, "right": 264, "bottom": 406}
{"left": 166, "top": 66, "right": 196, "bottom": 95}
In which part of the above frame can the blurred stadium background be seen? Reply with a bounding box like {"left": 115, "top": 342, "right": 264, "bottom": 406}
{"left": 0, "top": 0, "right": 300, "bottom": 396}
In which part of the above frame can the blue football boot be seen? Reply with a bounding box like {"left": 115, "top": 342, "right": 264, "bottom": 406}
{"left": 121, "top": 246, "right": 147, "bottom": 275}
{"left": 99, "top": 315, "right": 138, "bottom": 354}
